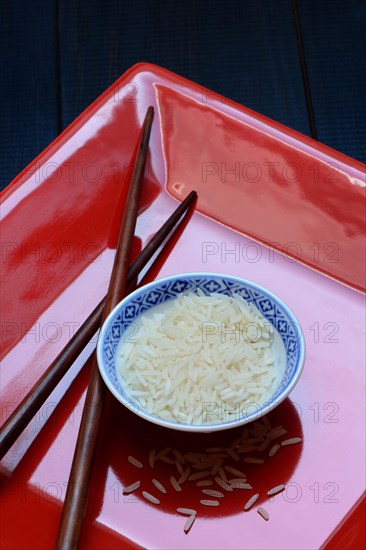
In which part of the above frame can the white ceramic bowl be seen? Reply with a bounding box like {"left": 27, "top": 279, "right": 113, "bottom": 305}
{"left": 97, "top": 273, "right": 305, "bottom": 432}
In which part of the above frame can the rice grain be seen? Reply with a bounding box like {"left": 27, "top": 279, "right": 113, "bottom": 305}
{"left": 188, "top": 471, "right": 210, "bottom": 481}
{"left": 215, "top": 477, "right": 233, "bottom": 492}
{"left": 237, "top": 445, "right": 258, "bottom": 453}
{"left": 226, "top": 448, "right": 239, "bottom": 461}
{"left": 152, "top": 479, "right": 167, "bottom": 494}
{"left": 218, "top": 467, "right": 228, "bottom": 481}
{"left": 173, "top": 449, "right": 185, "bottom": 463}
{"left": 211, "top": 461, "right": 223, "bottom": 475}
{"left": 178, "top": 468, "right": 191, "bottom": 485}
{"left": 267, "top": 484, "right": 285, "bottom": 496}
{"left": 177, "top": 507, "right": 197, "bottom": 515}
{"left": 281, "top": 437, "right": 302, "bottom": 446}
{"left": 270, "top": 428, "right": 287, "bottom": 440}
{"left": 128, "top": 456, "right": 143, "bottom": 469}
{"left": 257, "top": 437, "right": 271, "bottom": 452}
{"left": 123, "top": 481, "right": 141, "bottom": 494}
{"left": 158, "top": 447, "right": 172, "bottom": 456}
{"left": 228, "top": 478, "right": 248, "bottom": 485}
{"left": 257, "top": 507, "right": 269, "bottom": 521}
{"left": 269, "top": 443, "right": 281, "bottom": 457}
{"left": 231, "top": 482, "right": 252, "bottom": 490}
{"left": 170, "top": 476, "right": 182, "bottom": 492}
{"left": 142, "top": 491, "right": 160, "bottom": 505}
{"left": 224, "top": 466, "right": 245, "bottom": 478}
{"left": 244, "top": 493, "right": 260, "bottom": 510}
{"left": 200, "top": 499, "right": 220, "bottom": 507}
{"left": 184, "top": 514, "right": 196, "bottom": 533}
{"left": 193, "top": 460, "right": 216, "bottom": 470}
{"left": 159, "top": 456, "right": 175, "bottom": 464}
{"left": 201, "top": 489, "right": 225, "bottom": 498}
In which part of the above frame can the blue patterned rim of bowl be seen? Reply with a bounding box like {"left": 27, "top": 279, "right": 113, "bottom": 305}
{"left": 97, "top": 273, "right": 305, "bottom": 433}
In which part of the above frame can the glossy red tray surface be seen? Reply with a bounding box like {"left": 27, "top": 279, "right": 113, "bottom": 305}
{"left": 1, "top": 63, "right": 365, "bottom": 549}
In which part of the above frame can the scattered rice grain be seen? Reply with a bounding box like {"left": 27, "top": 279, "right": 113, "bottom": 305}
{"left": 247, "top": 437, "right": 264, "bottom": 444}
{"left": 244, "top": 493, "right": 260, "bottom": 510}
{"left": 237, "top": 445, "right": 258, "bottom": 453}
{"left": 178, "top": 468, "right": 191, "bottom": 484}
{"left": 202, "top": 489, "right": 224, "bottom": 498}
{"left": 228, "top": 477, "right": 248, "bottom": 485}
{"left": 269, "top": 425, "right": 283, "bottom": 435}
{"left": 257, "top": 507, "right": 269, "bottom": 521}
{"left": 226, "top": 448, "right": 239, "bottom": 461}
{"left": 196, "top": 480, "right": 213, "bottom": 487}
{"left": 142, "top": 491, "right": 160, "bottom": 505}
{"left": 269, "top": 444, "right": 281, "bottom": 457}
{"left": 257, "top": 437, "right": 271, "bottom": 452}
{"left": 175, "top": 461, "right": 184, "bottom": 475}
{"left": 173, "top": 449, "right": 185, "bottom": 463}
{"left": 281, "top": 437, "right": 302, "bottom": 446}
{"left": 177, "top": 507, "right": 197, "bottom": 515}
{"left": 184, "top": 514, "right": 196, "bottom": 533}
{"left": 184, "top": 454, "right": 201, "bottom": 464}
{"left": 185, "top": 452, "right": 206, "bottom": 460}
{"left": 211, "top": 461, "right": 222, "bottom": 475}
{"left": 188, "top": 470, "right": 210, "bottom": 481}
{"left": 267, "top": 484, "right": 285, "bottom": 496}
{"left": 231, "top": 482, "right": 252, "bottom": 490}
{"left": 193, "top": 460, "right": 216, "bottom": 470}
{"left": 270, "top": 428, "right": 287, "bottom": 440}
{"left": 159, "top": 456, "right": 175, "bottom": 464}
{"left": 123, "top": 481, "right": 140, "bottom": 494}
{"left": 157, "top": 447, "right": 172, "bottom": 456}
{"left": 200, "top": 499, "right": 220, "bottom": 507}
{"left": 243, "top": 457, "right": 264, "bottom": 464}
{"left": 152, "top": 479, "right": 167, "bottom": 494}
{"left": 170, "top": 476, "right": 182, "bottom": 492}
{"left": 218, "top": 467, "right": 228, "bottom": 481}
{"left": 215, "top": 477, "right": 233, "bottom": 492}
{"left": 128, "top": 456, "right": 143, "bottom": 469}
{"left": 224, "top": 466, "right": 245, "bottom": 478}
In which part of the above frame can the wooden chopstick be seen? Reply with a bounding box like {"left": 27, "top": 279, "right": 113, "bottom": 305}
{"left": 55, "top": 106, "right": 154, "bottom": 549}
{"left": 0, "top": 190, "right": 197, "bottom": 461}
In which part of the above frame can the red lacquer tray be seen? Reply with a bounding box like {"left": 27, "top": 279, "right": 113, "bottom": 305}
{"left": 0, "top": 63, "right": 365, "bottom": 550}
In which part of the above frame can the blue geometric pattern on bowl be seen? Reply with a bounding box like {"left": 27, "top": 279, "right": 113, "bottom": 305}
{"left": 97, "top": 273, "right": 305, "bottom": 432}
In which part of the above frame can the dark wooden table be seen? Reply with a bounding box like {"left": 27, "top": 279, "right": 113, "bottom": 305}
{"left": 0, "top": 0, "right": 365, "bottom": 191}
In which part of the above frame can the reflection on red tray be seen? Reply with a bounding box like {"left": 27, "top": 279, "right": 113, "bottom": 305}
{"left": 0, "top": 63, "right": 365, "bottom": 549}
{"left": 158, "top": 83, "right": 365, "bottom": 293}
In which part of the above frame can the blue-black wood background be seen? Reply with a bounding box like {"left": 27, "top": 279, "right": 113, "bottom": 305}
{"left": 1, "top": 0, "right": 365, "bottom": 191}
